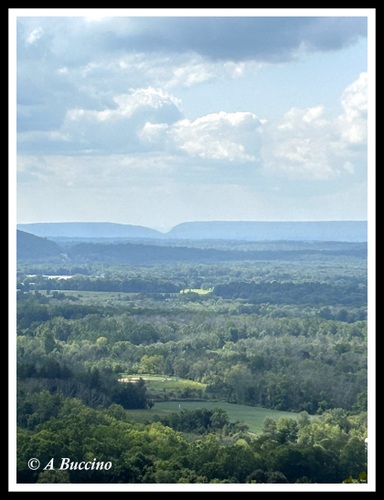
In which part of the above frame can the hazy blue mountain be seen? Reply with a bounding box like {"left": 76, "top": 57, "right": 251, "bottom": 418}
{"left": 16, "top": 228, "right": 367, "bottom": 265}
{"left": 17, "top": 222, "right": 163, "bottom": 239}
{"left": 166, "top": 221, "right": 368, "bottom": 242}
{"left": 17, "top": 230, "right": 63, "bottom": 261}
{"left": 17, "top": 220, "right": 368, "bottom": 243}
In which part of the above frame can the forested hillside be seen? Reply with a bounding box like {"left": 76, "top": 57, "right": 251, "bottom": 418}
{"left": 15, "top": 239, "right": 369, "bottom": 484}
{"left": 17, "top": 230, "right": 63, "bottom": 262}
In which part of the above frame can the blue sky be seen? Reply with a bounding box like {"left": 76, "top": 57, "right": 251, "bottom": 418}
{"left": 10, "top": 8, "right": 375, "bottom": 231}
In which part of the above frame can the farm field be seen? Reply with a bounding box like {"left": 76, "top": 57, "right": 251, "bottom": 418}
{"left": 180, "top": 288, "right": 213, "bottom": 294}
{"left": 116, "top": 375, "right": 304, "bottom": 434}
{"left": 125, "top": 400, "right": 303, "bottom": 435}
{"left": 118, "top": 374, "right": 207, "bottom": 399}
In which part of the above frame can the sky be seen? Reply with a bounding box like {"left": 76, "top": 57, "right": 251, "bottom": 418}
{"left": 10, "top": 8, "right": 375, "bottom": 231}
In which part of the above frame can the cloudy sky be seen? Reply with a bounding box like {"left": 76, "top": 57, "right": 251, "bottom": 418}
{"left": 11, "top": 8, "right": 375, "bottom": 231}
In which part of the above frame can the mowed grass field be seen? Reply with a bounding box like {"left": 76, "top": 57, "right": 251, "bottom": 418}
{"left": 119, "top": 375, "right": 303, "bottom": 434}
{"left": 124, "top": 400, "right": 302, "bottom": 435}
{"left": 119, "top": 374, "right": 206, "bottom": 400}
{"left": 43, "top": 288, "right": 213, "bottom": 304}
{"left": 180, "top": 288, "right": 213, "bottom": 294}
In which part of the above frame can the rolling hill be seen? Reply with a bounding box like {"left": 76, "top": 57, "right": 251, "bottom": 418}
{"left": 16, "top": 230, "right": 64, "bottom": 262}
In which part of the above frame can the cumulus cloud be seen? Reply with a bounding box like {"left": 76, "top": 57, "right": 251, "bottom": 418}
{"left": 16, "top": 15, "right": 367, "bottom": 142}
{"left": 261, "top": 111, "right": 336, "bottom": 180}
{"left": 170, "top": 112, "right": 262, "bottom": 161}
{"left": 138, "top": 110, "right": 264, "bottom": 162}
{"left": 67, "top": 87, "right": 181, "bottom": 123}
{"left": 19, "top": 84, "right": 263, "bottom": 162}
{"left": 338, "top": 72, "right": 367, "bottom": 144}
{"left": 17, "top": 39, "right": 256, "bottom": 139}
{"left": 18, "top": 71, "right": 367, "bottom": 182}
{"left": 18, "top": 87, "right": 183, "bottom": 154}
{"left": 260, "top": 73, "right": 367, "bottom": 180}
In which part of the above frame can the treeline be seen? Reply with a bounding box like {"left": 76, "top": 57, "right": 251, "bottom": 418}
{"left": 17, "top": 292, "right": 367, "bottom": 413}
{"left": 20, "top": 275, "right": 367, "bottom": 309}
{"left": 22, "top": 239, "right": 366, "bottom": 265}
{"left": 18, "top": 366, "right": 151, "bottom": 412}
{"left": 17, "top": 393, "right": 367, "bottom": 484}
{"left": 19, "top": 275, "right": 181, "bottom": 294}
{"left": 214, "top": 279, "right": 367, "bottom": 309}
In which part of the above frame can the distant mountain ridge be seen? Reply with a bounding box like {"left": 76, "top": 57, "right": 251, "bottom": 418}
{"left": 17, "top": 220, "right": 367, "bottom": 242}
{"left": 17, "top": 229, "right": 367, "bottom": 265}
{"left": 17, "top": 222, "right": 162, "bottom": 239}
{"left": 167, "top": 221, "right": 368, "bottom": 242}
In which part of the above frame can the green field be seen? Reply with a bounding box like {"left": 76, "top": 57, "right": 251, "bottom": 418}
{"left": 180, "top": 288, "right": 213, "bottom": 295}
{"left": 119, "top": 375, "right": 303, "bottom": 434}
{"left": 124, "top": 400, "right": 302, "bottom": 435}
{"left": 119, "top": 374, "right": 206, "bottom": 400}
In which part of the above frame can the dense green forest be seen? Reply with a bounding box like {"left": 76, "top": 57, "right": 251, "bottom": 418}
{"left": 15, "top": 238, "right": 369, "bottom": 485}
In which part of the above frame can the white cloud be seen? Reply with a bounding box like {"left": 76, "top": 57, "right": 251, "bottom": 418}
{"left": 277, "top": 105, "right": 326, "bottom": 131}
{"left": 166, "top": 59, "right": 215, "bottom": 88}
{"left": 67, "top": 87, "right": 181, "bottom": 123}
{"left": 262, "top": 105, "right": 335, "bottom": 179}
{"left": 109, "top": 53, "right": 258, "bottom": 90}
{"left": 138, "top": 110, "right": 264, "bottom": 162}
{"left": 24, "top": 87, "right": 182, "bottom": 153}
{"left": 261, "top": 73, "right": 367, "bottom": 180}
{"left": 25, "top": 27, "right": 44, "bottom": 45}
{"left": 170, "top": 111, "right": 262, "bottom": 162}
{"left": 21, "top": 87, "right": 264, "bottom": 163}
{"left": 338, "top": 72, "right": 367, "bottom": 144}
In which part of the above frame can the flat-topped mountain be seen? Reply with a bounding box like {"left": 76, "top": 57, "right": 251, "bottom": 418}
{"left": 167, "top": 220, "right": 367, "bottom": 242}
